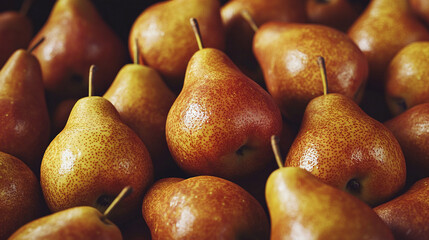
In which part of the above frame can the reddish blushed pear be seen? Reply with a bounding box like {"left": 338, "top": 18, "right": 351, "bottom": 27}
{"left": 409, "top": 0, "right": 429, "bottom": 25}
{"left": 29, "top": 0, "right": 126, "bottom": 100}
{"left": 129, "top": 0, "right": 225, "bottom": 92}
{"left": 142, "top": 176, "right": 270, "bottom": 240}
{"left": 348, "top": 0, "right": 429, "bottom": 90}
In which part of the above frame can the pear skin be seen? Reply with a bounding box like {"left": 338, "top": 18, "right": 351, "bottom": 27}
{"left": 143, "top": 176, "right": 270, "bottom": 240}
{"left": 374, "top": 177, "right": 429, "bottom": 240}
{"left": 129, "top": 0, "right": 225, "bottom": 92}
{"left": 348, "top": 0, "right": 429, "bottom": 90}
{"left": 0, "top": 49, "right": 50, "bottom": 175}
{"left": 266, "top": 167, "right": 394, "bottom": 239}
{"left": 29, "top": 0, "right": 126, "bottom": 99}
{"left": 41, "top": 96, "right": 153, "bottom": 223}
{"left": 410, "top": 0, "right": 429, "bottom": 26}
{"left": 166, "top": 48, "right": 282, "bottom": 180}
{"left": 0, "top": 152, "right": 45, "bottom": 240}
{"left": 104, "top": 64, "right": 177, "bottom": 178}
{"left": 9, "top": 206, "right": 122, "bottom": 240}
{"left": 286, "top": 93, "right": 406, "bottom": 206}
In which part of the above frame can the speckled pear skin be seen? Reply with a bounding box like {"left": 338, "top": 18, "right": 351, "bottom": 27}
{"left": 348, "top": 0, "right": 429, "bottom": 91}
{"left": 253, "top": 22, "right": 368, "bottom": 123}
{"left": 285, "top": 93, "right": 406, "bottom": 206}
{"left": 9, "top": 206, "right": 122, "bottom": 240}
{"left": 0, "top": 49, "right": 50, "bottom": 176}
{"left": 266, "top": 167, "right": 394, "bottom": 240}
{"left": 374, "top": 177, "right": 429, "bottom": 240}
{"left": 384, "top": 103, "right": 429, "bottom": 182}
{"left": 142, "top": 176, "right": 270, "bottom": 240}
{"left": 129, "top": 0, "right": 225, "bottom": 92}
{"left": 385, "top": 42, "right": 429, "bottom": 116}
{"left": 165, "top": 48, "right": 283, "bottom": 180}
{"left": 41, "top": 96, "right": 154, "bottom": 223}
{"left": 104, "top": 64, "right": 176, "bottom": 178}
{"left": 0, "top": 152, "right": 44, "bottom": 240}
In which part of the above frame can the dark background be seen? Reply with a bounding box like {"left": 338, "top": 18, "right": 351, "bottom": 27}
{"left": 0, "top": 0, "right": 229, "bottom": 48}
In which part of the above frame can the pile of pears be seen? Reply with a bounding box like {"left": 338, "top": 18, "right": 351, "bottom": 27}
{"left": 2, "top": 0, "right": 429, "bottom": 239}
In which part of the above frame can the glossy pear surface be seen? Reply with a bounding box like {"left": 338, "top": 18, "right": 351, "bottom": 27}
{"left": 41, "top": 96, "right": 153, "bottom": 223}
{"left": 143, "top": 176, "right": 269, "bottom": 240}
{"left": 166, "top": 48, "right": 282, "bottom": 180}
{"left": 385, "top": 42, "right": 429, "bottom": 116}
{"left": 286, "top": 93, "right": 406, "bottom": 206}
{"left": 348, "top": 0, "right": 429, "bottom": 90}
{"left": 0, "top": 49, "right": 50, "bottom": 174}
{"left": 374, "top": 177, "right": 429, "bottom": 240}
{"left": 104, "top": 64, "right": 176, "bottom": 177}
{"left": 0, "top": 11, "right": 32, "bottom": 67}
{"left": 9, "top": 206, "right": 122, "bottom": 240}
{"left": 266, "top": 167, "right": 394, "bottom": 240}
{"left": 129, "top": 0, "right": 225, "bottom": 92}
{"left": 29, "top": 0, "right": 126, "bottom": 99}
{"left": 384, "top": 103, "right": 429, "bottom": 181}
{"left": 0, "top": 152, "right": 44, "bottom": 239}
{"left": 254, "top": 22, "right": 368, "bottom": 123}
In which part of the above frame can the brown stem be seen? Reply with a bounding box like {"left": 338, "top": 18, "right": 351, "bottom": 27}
{"left": 240, "top": 10, "right": 258, "bottom": 33}
{"left": 190, "top": 18, "right": 204, "bottom": 50}
{"left": 101, "top": 186, "right": 133, "bottom": 221}
{"left": 88, "top": 65, "right": 97, "bottom": 97}
{"left": 27, "top": 37, "right": 45, "bottom": 53}
{"left": 271, "top": 135, "right": 284, "bottom": 168}
{"left": 317, "top": 56, "right": 328, "bottom": 95}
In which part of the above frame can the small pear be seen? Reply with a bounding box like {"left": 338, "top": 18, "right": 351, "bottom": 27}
{"left": 285, "top": 57, "right": 406, "bottom": 206}
{"left": 348, "top": 0, "right": 429, "bottom": 90}
{"left": 374, "top": 177, "right": 429, "bottom": 240}
{"left": 166, "top": 19, "right": 282, "bottom": 180}
{"left": 0, "top": 151, "right": 45, "bottom": 239}
{"left": 41, "top": 66, "right": 154, "bottom": 223}
{"left": 0, "top": 44, "right": 50, "bottom": 175}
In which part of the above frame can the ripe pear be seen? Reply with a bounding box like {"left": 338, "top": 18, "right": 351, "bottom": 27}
{"left": 104, "top": 58, "right": 177, "bottom": 178}
{"left": 41, "top": 70, "right": 154, "bottom": 223}
{"left": 29, "top": 0, "right": 126, "bottom": 100}
{"left": 0, "top": 48, "right": 50, "bottom": 175}
{"left": 221, "top": 0, "right": 307, "bottom": 85}
{"left": 9, "top": 206, "right": 122, "bottom": 240}
{"left": 129, "top": 0, "right": 225, "bottom": 92}
{"left": 385, "top": 41, "right": 429, "bottom": 116}
{"left": 348, "top": 0, "right": 429, "bottom": 90}
{"left": 166, "top": 19, "right": 282, "bottom": 180}
{"left": 374, "top": 177, "right": 429, "bottom": 240}
{"left": 143, "top": 176, "right": 270, "bottom": 240}
{"left": 0, "top": 151, "right": 44, "bottom": 239}
{"left": 266, "top": 166, "right": 394, "bottom": 239}
{"left": 384, "top": 103, "right": 429, "bottom": 183}
{"left": 286, "top": 91, "right": 406, "bottom": 206}
{"left": 253, "top": 22, "right": 368, "bottom": 123}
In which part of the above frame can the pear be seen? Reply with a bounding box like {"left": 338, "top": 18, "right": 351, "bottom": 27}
{"left": 129, "top": 0, "right": 225, "bottom": 92}
{"left": 9, "top": 186, "right": 132, "bottom": 240}
{"left": 104, "top": 46, "right": 177, "bottom": 178}
{"left": 0, "top": 45, "right": 50, "bottom": 175}
{"left": 165, "top": 19, "right": 282, "bottom": 180}
{"left": 384, "top": 103, "right": 429, "bottom": 183}
{"left": 143, "top": 175, "right": 270, "bottom": 240}
{"left": 385, "top": 41, "right": 429, "bottom": 116}
{"left": 410, "top": 0, "right": 429, "bottom": 25}
{"left": 348, "top": 0, "right": 429, "bottom": 90}
{"left": 0, "top": 151, "right": 45, "bottom": 239}
{"left": 374, "top": 177, "right": 429, "bottom": 240}
{"left": 253, "top": 22, "right": 368, "bottom": 123}
{"left": 40, "top": 66, "right": 154, "bottom": 223}
{"left": 29, "top": 0, "right": 126, "bottom": 100}
{"left": 285, "top": 57, "right": 406, "bottom": 206}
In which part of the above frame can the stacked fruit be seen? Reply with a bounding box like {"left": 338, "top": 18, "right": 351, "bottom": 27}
{"left": 1, "top": 0, "right": 429, "bottom": 239}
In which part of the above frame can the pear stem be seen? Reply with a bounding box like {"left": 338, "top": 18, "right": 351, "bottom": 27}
{"left": 88, "top": 65, "right": 96, "bottom": 97}
{"left": 271, "top": 135, "right": 284, "bottom": 168}
{"left": 133, "top": 38, "right": 139, "bottom": 65}
{"left": 240, "top": 10, "right": 259, "bottom": 33}
{"left": 27, "top": 37, "right": 45, "bottom": 53}
{"left": 101, "top": 186, "right": 133, "bottom": 221}
{"left": 317, "top": 56, "right": 329, "bottom": 95}
{"left": 190, "top": 18, "right": 204, "bottom": 50}
{"left": 20, "top": 0, "right": 34, "bottom": 16}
